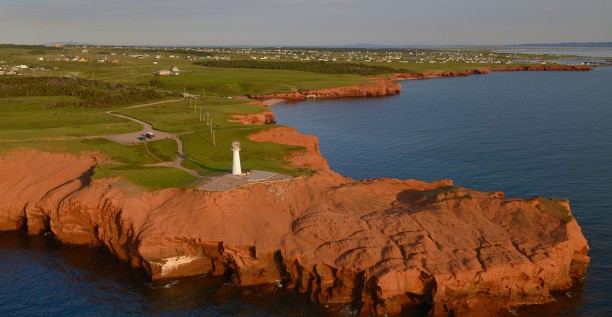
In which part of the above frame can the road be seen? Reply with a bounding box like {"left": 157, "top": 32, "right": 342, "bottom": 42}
{"left": 101, "top": 99, "right": 201, "bottom": 177}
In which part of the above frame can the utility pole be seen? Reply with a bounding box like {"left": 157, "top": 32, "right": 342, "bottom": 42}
{"left": 212, "top": 130, "right": 216, "bottom": 146}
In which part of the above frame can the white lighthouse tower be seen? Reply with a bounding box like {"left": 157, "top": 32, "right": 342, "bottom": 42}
{"left": 231, "top": 141, "right": 242, "bottom": 176}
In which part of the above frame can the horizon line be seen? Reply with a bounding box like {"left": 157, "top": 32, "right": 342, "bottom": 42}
{"left": 3, "top": 41, "right": 612, "bottom": 49}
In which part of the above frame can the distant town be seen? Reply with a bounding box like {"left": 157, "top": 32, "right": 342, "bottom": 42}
{"left": 1, "top": 44, "right": 607, "bottom": 77}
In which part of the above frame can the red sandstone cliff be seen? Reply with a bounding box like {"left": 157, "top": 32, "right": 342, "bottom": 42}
{"left": 229, "top": 110, "right": 276, "bottom": 125}
{"left": 396, "top": 68, "right": 491, "bottom": 79}
{"left": 0, "top": 129, "right": 590, "bottom": 316}
{"left": 247, "top": 64, "right": 590, "bottom": 102}
{"left": 247, "top": 78, "right": 401, "bottom": 101}
{"left": 396, "top": 65, "right": 591, "bottom": 80}
{"left": 227, "top": 101, "right": 277, "bottom": 125}
{"left": 488, "top": 64, "right": 591, "bottom": 72}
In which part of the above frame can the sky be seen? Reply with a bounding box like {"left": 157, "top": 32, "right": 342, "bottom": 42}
{"left": 0, "top": 0, "right": 610, "bottom": 46}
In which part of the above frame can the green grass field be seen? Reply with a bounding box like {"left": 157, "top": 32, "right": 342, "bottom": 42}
{"left": 116, "top": 98, "right": 261, "bottom": 133}
{"left": 93, "top": 164, "right": 195, "bottom": 190}
{"left": 0, "top": 96, "right": 141, "bottom": 140}
{"left": 0, "top": 138, "right": 196, "bottom": 190}
{"left": 180, "top": 128, "right": 304, "bottom": 176}
{"left": 117, "top": 98, "right": 304, "bottom": 176}
{"left": 146, "top": 138, "right": 178, "bottom": 162}
{"left": 0, "top": 44, "right": 566, "bottom": 190}
{"left": 2, "top": 47, "right": 371, "bottom": 96}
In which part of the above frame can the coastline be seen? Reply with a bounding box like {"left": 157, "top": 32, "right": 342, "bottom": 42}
{"left": 249, "top": 64, "right": 591, "bottom": 103}
{"left": 0, "top": 63, "right": 593, "bottom": 316}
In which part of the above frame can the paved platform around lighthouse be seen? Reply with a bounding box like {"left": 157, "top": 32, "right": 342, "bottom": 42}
{"left": 197, "top": 170, "right": 294, "bottom": 192}
{"left": 223, "top": 170, "right": 277, "bottom": 181}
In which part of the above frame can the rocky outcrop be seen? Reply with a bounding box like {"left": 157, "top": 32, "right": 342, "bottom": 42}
{"left": 0, "top": 128, "right": 590, "bottom": 316}
{"left": 229, "top": 110, "right": 276, "bottom": 125}
{"left": 247, "top": 78, "right": 401, "bottom": 101}
{"left": 248, "top": 126, "right": 327, "bottom": 171}
{"left": 0, "top": 150, "right": 105, "bottom": 233}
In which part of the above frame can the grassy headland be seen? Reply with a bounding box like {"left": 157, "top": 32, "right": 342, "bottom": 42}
{"left": 0, "top": 44, "right": 574, "bottom": 190}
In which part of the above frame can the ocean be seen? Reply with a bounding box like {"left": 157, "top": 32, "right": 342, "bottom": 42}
{"left": 1, "top": 67, "right": 611, "bottom": 316}
{"left": 273, "top": 66, "right": 612, "bottom": 316}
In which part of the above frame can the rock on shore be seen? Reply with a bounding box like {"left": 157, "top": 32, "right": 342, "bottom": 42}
{"left": 0, "top": 126, "right": 589, "bottom": 316}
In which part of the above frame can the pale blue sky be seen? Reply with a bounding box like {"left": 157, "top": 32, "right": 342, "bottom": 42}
{"left": 0, "top": 0, "right": 610, "bottom": 46}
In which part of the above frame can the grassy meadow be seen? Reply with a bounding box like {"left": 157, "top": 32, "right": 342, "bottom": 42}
{"left": 0, "top": 96, "right": 141, "bottom": 140}
{"left": 0, "top": 44, "right": 555, "bottom": 190}
{"left": 117, "top": 98, "right": 305, "bottom": 176}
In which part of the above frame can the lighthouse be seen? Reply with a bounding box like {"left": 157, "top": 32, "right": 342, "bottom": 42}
{"left": 231, "top": 141, "right": 242, "bottom": 176}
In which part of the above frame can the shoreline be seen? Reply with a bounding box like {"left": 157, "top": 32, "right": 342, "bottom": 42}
{"left": 0, "top": 63, "right": 592, "bottom": 316}
{"left": 249, "top": 64, "right": 591, "bottom": 104}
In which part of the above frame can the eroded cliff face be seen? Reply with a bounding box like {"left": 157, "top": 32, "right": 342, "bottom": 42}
{"left": 228, "top": 101, "right": 277, "bottom": 125}
{"left": 0, "top": 127, "right": 590, "bottom": 316}
{"left": 488, "top": 65, "right": 592, "bottom": 72}
{"left": 229, "top": 110, "right": 276, "bottom": 125}
{"left": 396, "top": 69, "right": 492, "bottom": 79}
{"left": 247, "top": 65, "right": 590, "bottom": 102}
{"left": 247, "top": 78, "right": 401, "bottom": 101}
{"left": 396, "top": 65, "right": 591, "bottom": 80}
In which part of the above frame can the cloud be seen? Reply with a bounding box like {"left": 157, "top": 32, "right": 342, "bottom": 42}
{"left": 0, "top": 0, "right": 610, "bottom": 45}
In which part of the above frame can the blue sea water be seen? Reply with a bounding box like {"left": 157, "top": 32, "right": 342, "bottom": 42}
{"left": 1, "top": 67, "right": 611, "bottom": 316}
{"left": 0, "top": 233, "right": 326, "bottom": 316}
{"left": 273, "top": 67, "right": 612, "bottom": 316}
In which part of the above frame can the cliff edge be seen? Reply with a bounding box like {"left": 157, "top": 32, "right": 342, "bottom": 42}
{"left": 0, "top": 127, "right": 589, "bottom": 316}
{"left": 246, "top": 78, "right": 401, "bottom": 101}
{"left": 246, "top": 64, "right": 590, "bottom": 101}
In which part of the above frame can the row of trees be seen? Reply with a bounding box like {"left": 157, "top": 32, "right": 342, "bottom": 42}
{"left": 0, "top": 44, "right": 61, "bottom": 50}
{"left": 194, "top": 60, "right": 399, "bottom": 75}
{"left": 154, "top": 49, "right": 214, "bottom": 57}
{"left": 0, "top": 77, "right": 173, "bottom": 108}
